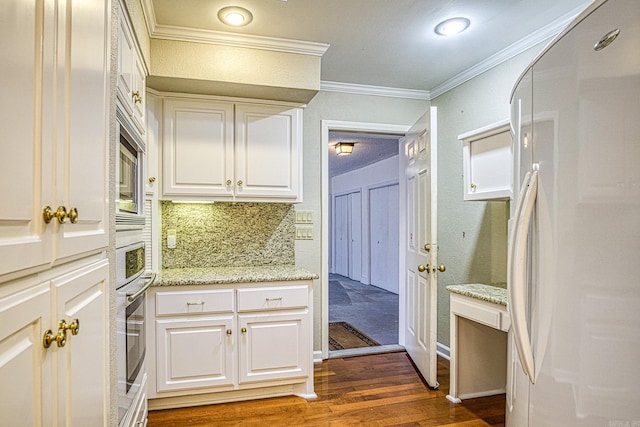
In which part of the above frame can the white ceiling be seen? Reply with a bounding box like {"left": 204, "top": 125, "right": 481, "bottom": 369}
{"left": 149, "top": 0, "right": 591, "bottom": 93}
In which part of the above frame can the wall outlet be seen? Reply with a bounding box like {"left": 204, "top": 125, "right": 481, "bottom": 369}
{"left": 295, "top": 210, "right": 313, "bottom": 224}
{"left": 295, "top": 225, "right": 313, "bottom": 240}
{"left": 167, "top": 229, "right": 177, "bottom": 249}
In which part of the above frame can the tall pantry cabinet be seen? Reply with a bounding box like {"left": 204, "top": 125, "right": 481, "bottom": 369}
{"left": 0, "top": 0, "right": 111, "bottom": 425}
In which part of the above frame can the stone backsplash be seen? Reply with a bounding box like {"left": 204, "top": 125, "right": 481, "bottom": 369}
{"left": 161, "top": 201, "right": 295, "bottom": 269}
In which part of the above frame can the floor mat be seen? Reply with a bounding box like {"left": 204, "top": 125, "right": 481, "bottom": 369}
{"left": 329, "top": 321, "right": 381, "bottom": 350}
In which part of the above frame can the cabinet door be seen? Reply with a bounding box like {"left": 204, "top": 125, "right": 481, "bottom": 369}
{"left": 117, "top": 6, "right": 135, "bottom": 115}
{"left": 460, "top": 121, "right": 511, "bottom": 201}
{"left": 163, "top": 99, "right": 234, "bottom": 197}
{"left": 54, "top": 0, "right": 110, "bottom": 259}
{"left": 131, "top": 51, "right": 146, "bottom": 134}
{"left": 238, "top": 311, "right": 310, "bottom": 384}
{"left": 0, "top": 0, "right": 53, "bottom": 279}
{"left": 53, "top": 259, "right": 108, "bottom": 426}
{"left": 0, "top": 282, "right": 53, "bottom": 426}
{"left": 156, "top": 316, "right": 236, "bottom": 392}
{"left": 235, "top": 104, "right": 302, "bottom": 200}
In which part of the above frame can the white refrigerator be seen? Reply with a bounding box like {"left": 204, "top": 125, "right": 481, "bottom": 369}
{"left": 507, "top": 0, "right": 640, "bottom": 425}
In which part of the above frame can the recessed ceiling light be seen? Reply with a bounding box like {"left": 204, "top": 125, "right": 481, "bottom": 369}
{"left": 434, "top": 17, "right": 470, "bottom": 36}
{"left": 218, "top": 6, "right": 253, "bottom": 27}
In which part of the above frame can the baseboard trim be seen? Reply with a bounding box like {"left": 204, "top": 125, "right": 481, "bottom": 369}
{"left": 437, "top": 342, "right": 450, "bottom": 360}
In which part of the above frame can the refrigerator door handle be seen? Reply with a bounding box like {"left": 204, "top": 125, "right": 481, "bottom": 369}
{"left": 509, "top": 168, "right": 538, "bottom": 384}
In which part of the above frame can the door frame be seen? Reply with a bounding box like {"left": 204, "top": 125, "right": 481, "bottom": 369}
{"left": 321, "top": 120, "right": 410, "bottom": 359}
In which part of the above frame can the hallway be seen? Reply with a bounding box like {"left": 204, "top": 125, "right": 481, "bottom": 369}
{"left": 329, "top": 274, "right": 399, "bottom": 346}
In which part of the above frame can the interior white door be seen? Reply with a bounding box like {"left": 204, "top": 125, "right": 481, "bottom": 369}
{"left": 370, "top": 184, "right": 399, "bottom": 294}
{"left": 348, "top": 192, "right": 362, "bottom": 281}
{"left": 334, "top": 194, "right": 349, "bottom": 277}
{"left": 403, "top": 108, "right": 438, "bottom": 388}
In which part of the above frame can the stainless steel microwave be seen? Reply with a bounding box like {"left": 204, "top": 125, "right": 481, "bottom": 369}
{"left": 116, "top": 114, "right": 145, "bottom": 225}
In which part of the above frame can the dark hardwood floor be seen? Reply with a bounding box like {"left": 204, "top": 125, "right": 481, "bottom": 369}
{"left": 148, "top": 352, "right": 505, "bottom": 426}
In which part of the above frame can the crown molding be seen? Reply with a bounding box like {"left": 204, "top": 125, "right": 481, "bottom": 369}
{"left": 140, "top": 0, "right": 157, "bottom": 36}
{"left": 430, "top": 3, "right": 587, "bottom": 98}
{"left": 320, "top": 81, "right": 430, "bottom": 100}
{"left": 150, "top": 24, "right": 329, "bottom": 56}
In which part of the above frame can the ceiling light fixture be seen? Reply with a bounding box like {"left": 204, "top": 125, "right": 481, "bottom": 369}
{"left": 434, "top": 17, "right": 470, "bottom": 36}
{"left": 218, "top": 6, "right": 253, "bottom": 27}
{"left": 335, "top": 142, "right": 354, "bottom": 156}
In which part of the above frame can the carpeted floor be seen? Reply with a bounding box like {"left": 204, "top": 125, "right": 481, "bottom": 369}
{"left": 329, "top": 274, "right": 399, "bottom": 346}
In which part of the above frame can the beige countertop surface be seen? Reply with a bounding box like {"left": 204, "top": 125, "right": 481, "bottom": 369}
{"left": 154, "top": 265, "right": 319, "bottom": 287}
{"left": 446, "top": 283, "right": 508, "bottom": 306}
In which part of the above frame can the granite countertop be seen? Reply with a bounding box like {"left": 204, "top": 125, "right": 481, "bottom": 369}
{"left": 446, "top": 283, "right": 508, "bottom": 306}
{"left": 154, "top": 265, "right": 319, "bottom": 286}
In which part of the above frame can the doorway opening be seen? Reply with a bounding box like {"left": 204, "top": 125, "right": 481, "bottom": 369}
{"left": 321, "top": 121, "right": 410, "bottom": 359}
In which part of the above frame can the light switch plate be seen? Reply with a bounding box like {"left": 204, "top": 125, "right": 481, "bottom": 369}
{"left": 295, "top": 225, "right": 313, "bottom": 240}
{"left": 295, "top": 210, "right": 313, "bottom": 224}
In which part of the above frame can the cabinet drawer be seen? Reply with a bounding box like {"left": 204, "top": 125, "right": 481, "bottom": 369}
{"left": 237, "top": 285, "right": 308, "bottom": 312}
{"left": 451, "top": 296, "right": 502, "bottom": 329}
{"left": 156, "top": 289, "right": 234, "bottom": 316}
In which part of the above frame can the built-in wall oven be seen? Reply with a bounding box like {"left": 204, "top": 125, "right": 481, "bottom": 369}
{"left": 116, "top": 238, "right": 155, "bottom": 426}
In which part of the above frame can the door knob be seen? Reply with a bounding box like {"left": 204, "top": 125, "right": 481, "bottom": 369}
{"left": 434, "top": 264, "right": 446, "bottom": 272}
{"left": 418, "top": 265, "right": 426, "bottom": 272}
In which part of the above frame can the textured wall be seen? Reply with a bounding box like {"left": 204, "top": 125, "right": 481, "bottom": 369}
{"left": 160, "top": 201, "right": 295, "bottom": 268}
{"left": 431, "top": 42, "right": 547, "bottom": 348}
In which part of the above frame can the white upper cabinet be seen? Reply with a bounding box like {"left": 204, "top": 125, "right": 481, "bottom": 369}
{"left": 0, "top": 0, "right": 109, "bottom": 281}
{"left": 117, "top": 1, "right": 146, "bottom": 136}
{"left": 459, "top": 120, "right": 512, "bottom": 201}
{"left": 235, "top": 103, "right": 302, "bottom": 200}
{"left": 162, "top": 97, "right": 303, "bottom": 202}
{"left": 163, "top": 98, "right": 235, "bottom": 197}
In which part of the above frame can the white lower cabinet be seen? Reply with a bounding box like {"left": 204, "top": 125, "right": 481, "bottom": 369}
{"left": 0, "top": 258, "right": 109, "bottom": 426}
{"left": 147, "top": 281, "right": 314, "bottom": 408}
{"left": 156, "top": 315, "right": 236, "bottom": 391}
{"left": 238, "top": 312, "right": 310, "bottom": 384}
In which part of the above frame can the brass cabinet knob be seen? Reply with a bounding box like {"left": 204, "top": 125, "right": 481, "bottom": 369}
{"left": 148, "top": 176, "right": 156, "bottom": 183}
{"left": 436, "top": 265, "right": 446, "bottom": 272}
{"left": 241, "top": 327, "right": 247, "bottom": 334}
{"left": 470, "top": 183, "right": 477, "bottom": 190}
{"left": 66, "top": 318, "right": 80, "bottom": 336}
{"left": 417, "top": 265, "right": 426, "bottom": 273}
{"left": 67, "top": 208, "right": 78, "bottom": 224}
{"left": 42, "top": 318, "right": 79, "bottom": 348}
{"left": 43, "top": 206, "right": 68, "bottom": 224}
{"left": 424, "top": 243, "right": 431, "bottom": 252}
{"left": 237, "top": 180, "right": 243, "bottom": 187}
{"left": 43, "top": 329, "right": 66, "bottom": 348}
{"left": 226, "top": 179, "right": 232, "bottom": 186}
{"left": 226, "top": 329, "right": 232, "bottom": 335}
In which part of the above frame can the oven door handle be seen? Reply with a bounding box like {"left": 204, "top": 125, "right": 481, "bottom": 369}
{"left": 127, "top": 273, "right": 156, "bottom": 303}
